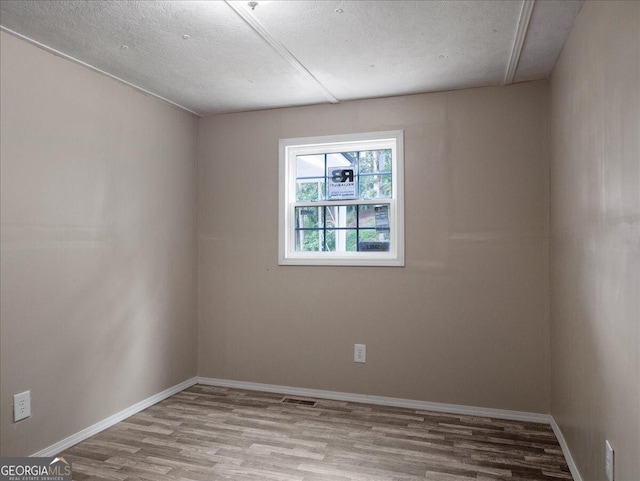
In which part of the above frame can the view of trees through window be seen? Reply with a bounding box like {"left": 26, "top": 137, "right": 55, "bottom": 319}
{"left": 295, "top": 149, "right": 392, "bottom": 252}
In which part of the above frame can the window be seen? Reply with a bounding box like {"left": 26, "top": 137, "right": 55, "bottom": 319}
{"left": 279, "top": 130, "right": 404, "bottom": 266}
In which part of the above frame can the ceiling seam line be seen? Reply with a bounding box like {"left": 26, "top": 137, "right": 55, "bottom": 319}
{"left": 503, "top": 0, "right": 535, "bottom": 85}
{"left": 0, "top": 26, "right": 203, "bottom": 117}
{"left": 224, "top": 1, "right": 339, "bottom": 104}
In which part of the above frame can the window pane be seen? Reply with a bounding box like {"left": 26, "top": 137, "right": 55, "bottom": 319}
{"left": 295, "top": 229, "right": 324, "bottom": 252}
{"left": 326, "top": 152, "right": 357, "bottom": 200}
{"left": 359, "top": 149, "right": 392, "bottom": 174}
{"left": 357, "top": 204, "right": 377, "bottom": 227}
{"left": 361, "top": 203, "right": 390, "bottom": 233}
{"left": 296, "top": 178, "right": 325, "bottom": 202}
{"left": 346, "top": 230, "right": 358, "bottom": 252}
{"left": 359, "top": 174, "right": 392, "bottom": 199}
{"left": 325, "top": 205, "right": 357, "bottom": 228}
{"left": 326, "top": 152, "right": 356, "bottom": 169}
{"left": 381, "top": 149, "right": 392, "bottom": 172}
{"left": 325, "top": 229, "right": 358, "bottom": 252}
{"left": 297, "top": 154, "right": 325, "bottom": 178}
{"left": 295, "top": 206, "right": 323, "bottom": 229}
{"left": 324, "top": 229, "right": 335, "bottom": 251}
{"left": 358, "top": 229, "right": 391, "bottom": 252}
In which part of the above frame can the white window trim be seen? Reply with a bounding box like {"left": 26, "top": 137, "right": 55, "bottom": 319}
{"left": 279, "top": 130, "right": 404, "bottom": 267}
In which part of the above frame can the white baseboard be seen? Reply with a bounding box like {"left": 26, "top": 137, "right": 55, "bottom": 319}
{"left": 196, "top": 376, "right": 550, "bottom": 424}
{"left": 549, "top": 416, "right": 584, "bottom": 481}
{"left": 31, "top": 377, "right": 198, "bottom": 457}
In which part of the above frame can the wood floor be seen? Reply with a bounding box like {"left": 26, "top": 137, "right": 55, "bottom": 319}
{"left": 61, "top": 385, "right": 572, "bottom": 481}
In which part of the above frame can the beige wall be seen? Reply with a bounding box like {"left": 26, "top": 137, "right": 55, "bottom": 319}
{"left": 197, "top": 81, "right": 551, "bottom": 413}
{"left": 0, "top": 32, "right": 198, "bottom": 456}
{"left": 11, "top": 5, "right": 637, "bottom": 470}
{"left": 549, "top": 2, "right": 640, "bottom": 480}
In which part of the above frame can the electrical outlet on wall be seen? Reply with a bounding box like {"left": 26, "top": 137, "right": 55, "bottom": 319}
{"left": 354, "top": 344, "right": 366, "bottom": 363}
{"left": 14, "top": 390, "right": 31, "bottom": 422}
{"left": 605, "top": 440, "right": 614, "bottom": 481}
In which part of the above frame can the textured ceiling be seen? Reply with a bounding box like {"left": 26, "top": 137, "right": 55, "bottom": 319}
{"left": 0, "top": 0, "right": 582, "bottom": 116}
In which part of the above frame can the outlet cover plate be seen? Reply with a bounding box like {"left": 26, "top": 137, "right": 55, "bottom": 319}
{"left": 605, "top": 440, "right": 614, "bottom": 481}
{"left": 14, "top": 390, "right": 31, "bottom": 422}
{"left": 354, "top": 344, "right": 366, "bottom": 363}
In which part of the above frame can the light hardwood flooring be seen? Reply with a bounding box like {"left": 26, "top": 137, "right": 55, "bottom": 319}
{"left": 61, "top": 385, "right": 572, "bottom": 481}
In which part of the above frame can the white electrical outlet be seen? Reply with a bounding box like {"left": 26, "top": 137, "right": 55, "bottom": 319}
{"left": 14, "top": 390, "right": 31, "bottom": 422}
{"left": 354, "top": 344, "right": 366, "bottom": 363}
{"left": 605, "top": 440, "right": 614, "bottom": 481}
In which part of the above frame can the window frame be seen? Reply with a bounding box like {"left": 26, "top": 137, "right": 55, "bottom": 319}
{"left": 279, "top": 130, "right": 404, "bottom": 266}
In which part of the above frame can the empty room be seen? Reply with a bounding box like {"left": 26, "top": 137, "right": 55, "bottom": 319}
{"left": 0, "top": 1, "right": 638, "bottom": 480}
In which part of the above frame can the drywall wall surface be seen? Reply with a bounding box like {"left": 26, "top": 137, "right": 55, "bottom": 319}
{"left": 549, "top": 1, "right": 640, "bottom": 480}
{"left": 197, "top": 80, "right": 551, "bottom": 413}
{"left": 0, "top": 32, "right": 198, "bottom": 456}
